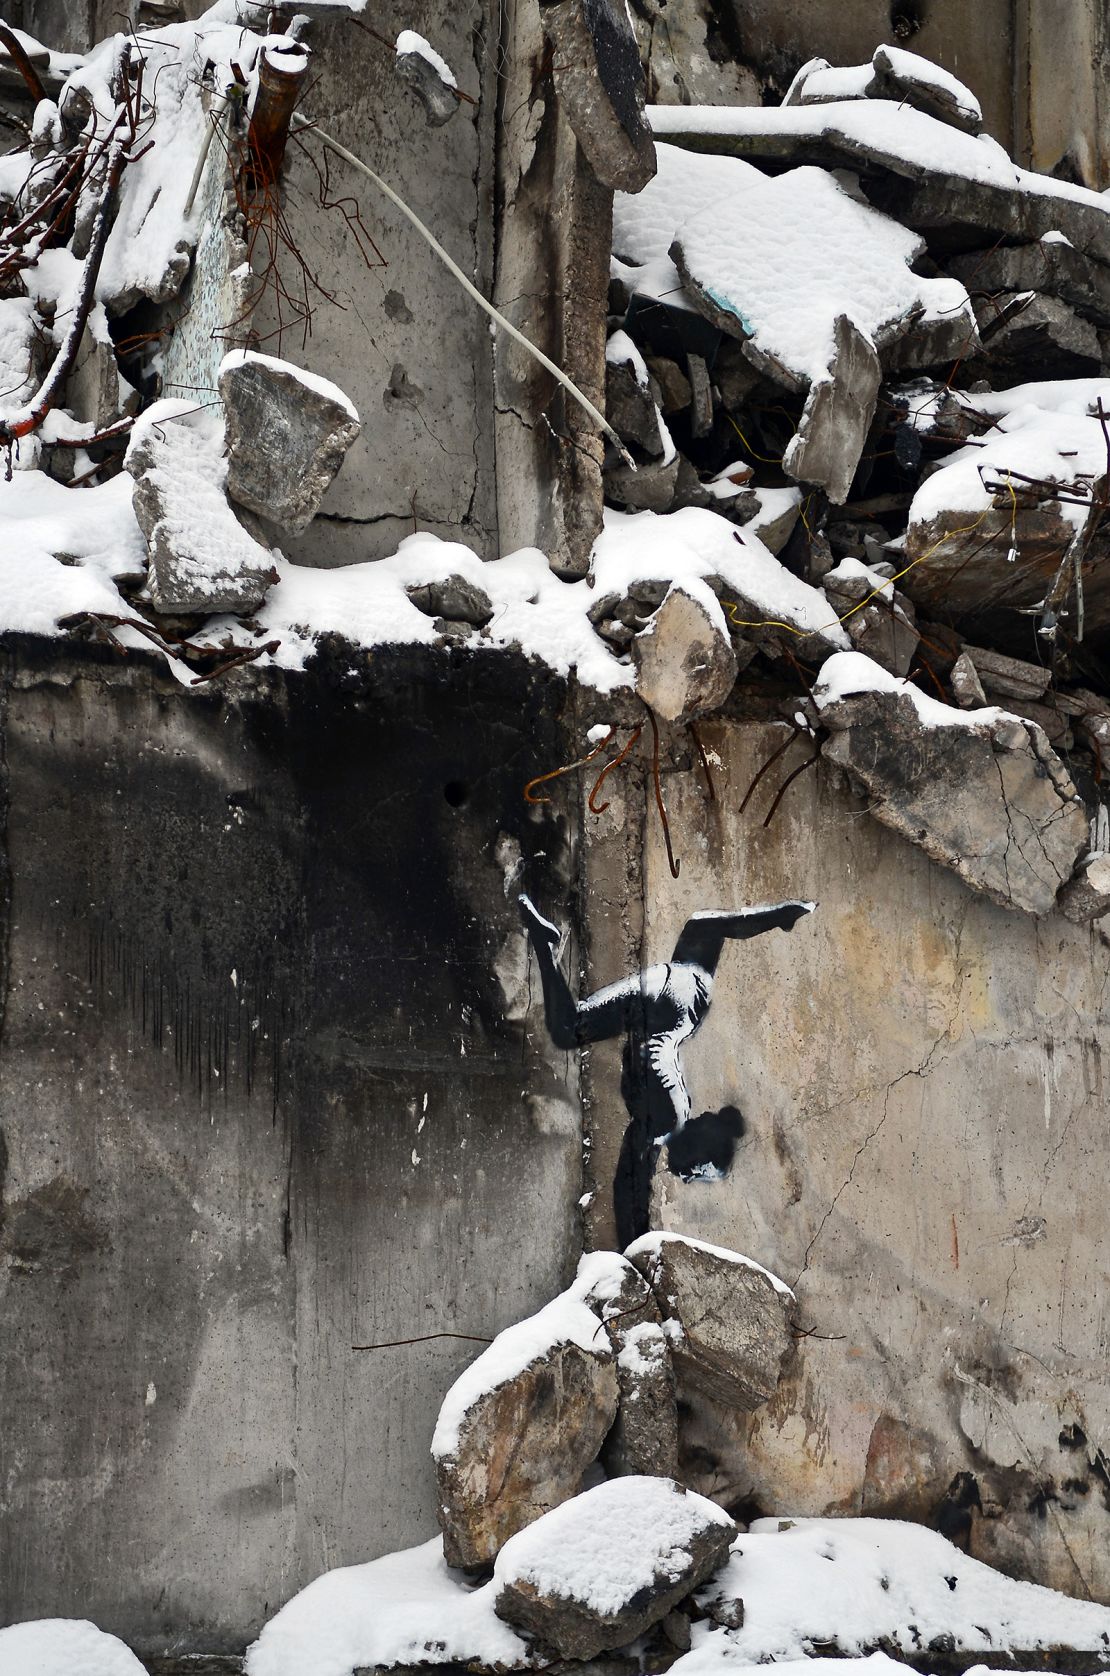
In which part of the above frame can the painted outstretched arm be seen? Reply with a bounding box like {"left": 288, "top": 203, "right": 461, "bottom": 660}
{"left": 518, "top": 894, "right": 636, "bottom": 1047}
{"left": 670, "top": 900, "right": 815, "bottom": 971}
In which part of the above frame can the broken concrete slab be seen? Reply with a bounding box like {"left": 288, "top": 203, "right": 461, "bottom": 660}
{"left": 960, "top": 644, "right": 1052, "bottom": 703}
{"left": 431, "top": 1289, "right": 619, "bottom": 1569}
{"left": 493, "top": 1476, "right": 736, "bottom": 1659}
{"left": 645, "top": 354, "right": 692, "bottom": 415}
{"left": 687, "top": 353, "right": 713, "bottom": 438}
{"left": 575, "top": 1252, "right": 678, "bottom": 1481}
{"left": 633, "top": 581, "right": 739, "bottom": 723}
{"left": 539, "top": 0, "right": 656, "bottom": 193}
{"left": 649, "top": 104, "right": 1110, "bottom": 266}
{"left": 869, "top": 44, "right": 983, "bottom": 135}
{"left": 815, "top": 655, "right": 1089, "bottom": 915}
{"left": 1057, "top": 851, "right": 1110, "bottom": 922}
{"left": 626, "top": 1231, "right": 794, "bottom": 1411}
{"left": 949, "top": 239, "right": 1110, "bottom": 331}
{"left": 606, "top": 337, "right": 667, "bottom": 456}
{"left": 782, "top": 315, "right": 881, "bottom": 505}
{"left": 972, "top": 292, "right": 1101, "bottom": 381}
{"left": 66, "top": 325, "right": 123, "bottom": 435}
{"left": 219, "top": 349, "right": 361, "bottom": 536}
{"left": 125, "top": 405, "right": 278, "bottom": 615}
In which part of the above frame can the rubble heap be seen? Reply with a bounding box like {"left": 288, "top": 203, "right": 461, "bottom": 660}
{"left": 601, "top": 43, "right": 1110, "bottom": 921}
{"left": 236, "top": 1229, "right": 1110, "bottom": 1676}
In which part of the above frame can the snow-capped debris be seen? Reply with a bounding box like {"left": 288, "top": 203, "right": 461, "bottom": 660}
{"left": 605, "top": 331, "right": 675, "bottom": 462}
{"left": 648, "top": 100, "right": 1110, "bottom": 260}
{"left": 869, "top": 43, "right": 983, "bottom": 133}
{"left": 950, "top": 237, "right": 1110, "bottom": 328}
{"left": 125, "top": 400, "right": 279, "bottom": 613}
{"left": 670, "top": 166, "right": 959, "bottom": 388}
{"left": 974, "top": 291, "right": 1101, "bottom": 382}
{"left": 632, "top": 581, "right": 739, "bottom": 724}
{"left": 219, "top": 350, "right": 361, "bottom": 536}
{"left": 395, "top": 29, "right": 458, "bottom": 126}
{"left": 539, "top": 0, "right": 655, "bottom": 193}
{"left": 689, "top": 1515, "right": 1110, "bottom": 1664}
{"left": 432, "top": 1284, "right": 618, "bottom": 1569}
{"left": 822, "top": 556, "right": 918, "bottom": 676}
{"left": 816, "top": 651, "right": 1089, "bottom": 914}
{"left": 626, "top": 1232, "right": 793, "bottom": 1411}
{"left": 244, "top": 1537, "right": 536, "bottom": 1676}
{"left": 0, "top": 1618, "right": 148, "bottom": 1676}
{"left": 493, "top": 1476, "right": 736, "bottom": 1660}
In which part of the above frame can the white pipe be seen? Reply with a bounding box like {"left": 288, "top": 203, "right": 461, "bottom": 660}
{"left": 289, "top": 113, "right": 634, "bottom": 470}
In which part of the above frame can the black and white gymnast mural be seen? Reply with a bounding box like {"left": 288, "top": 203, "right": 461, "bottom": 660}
{"left": 519, "top": 894, "right": 815, "bottom": 1246}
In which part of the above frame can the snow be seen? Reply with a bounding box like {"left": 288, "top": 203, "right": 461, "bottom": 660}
{"left": 625, "top": 1230, "right": 793, "bottom": 1297}
{"left": 431, "top": 1285, "right": 607, "bottom": 1459}
{"left": 795, "top": 63, "right": 873, "bottom": 103}
{"left": 492, "top": 1476, "right": 733, "bottom": 1616}
{"left": 648, "top": 98, "right": 1110, "bottom": 215}
{"left": 672, "top": 166, "right": 965, "bottom": 385}
{"left": 0, "top": 468, "right": 145, "bottom": 634}
{"left": 908, "top": 376, "right": 1110, "bottom": 536}
{"left": 688, "top": 1516, "right": 1110, "bottom": 1663}
{"left": 219, "top": 349, "right": 361, "bottom": 424}
{"left": 612, "top": 144, "right": 762, "bottom": 267}
{"left": 395, "top": 29, "right": 457, "bottom": 89}
{"left": 0, "top": 1618, "right": 147, "bottom": 1676}
{"left": 244, "top": 1538, "right": 533, "bottom": 1676}
{"left": 814, "top": 649, "right": 1005, "bottom": 731}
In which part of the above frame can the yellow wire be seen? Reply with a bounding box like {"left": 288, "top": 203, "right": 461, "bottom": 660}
{"left": 726, "top": 412, "right": 784, "bottom": 466}
{"left": 722, "top": 502, "right": 997, "bottom": 638}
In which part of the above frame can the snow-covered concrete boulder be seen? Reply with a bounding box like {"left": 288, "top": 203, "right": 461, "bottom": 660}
{"left": 493, "top": 1476, "right": 736, "bottom": 1658}
{"left": 869, "top": 44, "right": 983, "bottom": 134}
{"left": 432, "top": 1288, "right": 619, "bottom": 1569}
{"left": 815, "top": 652, "right": 1089, "bottom": 916}
{"left": 0, "top": 1618, "right": 148, "bottom": 1676}
{"left": 633, "top": 581, "right": 738, "bottom": 724}
{"left": 626, "top": 1232, "right": 794, "bottom": 1412}
{"left": 575, "top": 1251, "right": 678, "bottom": 1480}
{"left": 219, "top": 350, "right": 361, "bottom": 536}
{"left": 125, "top": 403, "right": 278, "bottom": 615}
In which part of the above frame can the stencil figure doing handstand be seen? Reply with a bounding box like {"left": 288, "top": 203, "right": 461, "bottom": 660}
{"left": 520, "top": 894, "right": 814, "bottom": 1246}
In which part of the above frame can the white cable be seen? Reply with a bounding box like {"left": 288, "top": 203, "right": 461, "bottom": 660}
{"left": 290, "top": 113, "right": 634, "bottom": 469}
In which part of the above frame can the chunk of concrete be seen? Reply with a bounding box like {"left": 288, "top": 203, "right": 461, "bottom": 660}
{"left": 606, "top": 356, "right": 665, "bottom": 456}
{"left": 950, "top": 650, "right": 987, "bottom": 709}
{"left": 626, "top": 1232, "right": 794, "bottom": 1411}
{"left": 406, "top": 575, "right": 494, "bottom": 626}
{"left": 431, "top": 1290, "right": 619, "bottom": 1569}
{"left": 633, "top": 582, "right": 739, "bottom": 723}
{"left": 219, "top": 349, "right": 361, "bottom": 536}
{"left": 817, "top": 673, "right": 1089, "bottom": 915}
{"left": 395, "top": 37, "right": 457, "bottom": 127}
{"left": 576, "top": 1252, "right": 678, "bottom": 1481}
{"left": 605, "top": 454, "right": 679, "bottom": 511}
{"left": 492, "top": 1476, "right": 736, "bottom": 1659}
{"left": 1058, "top": 852, "right": 1110, "bottom": 922}
{"left": 125, "top": 406, "right": 278, "bottom": 615}
{"left": 645, "top": 354, "right": 692, "bottom": 415}
{"left": 824, "top": 559, "right": 919, "bottom": 677}
{"left": 539, "top": 0, "right": 656, "bottom": 192}
{"left": 960, "top": 644, "right": 1052, "bottom": 703}
{"left": 687, "top": 353, "right": 714, "bottom": 438}
{"left": 782, "top": 315, "right": 881, "bottom": 504}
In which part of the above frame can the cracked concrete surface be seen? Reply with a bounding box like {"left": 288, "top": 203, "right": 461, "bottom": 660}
{"left": 582, "top": 718, "right": 1110, "bottom": 1601}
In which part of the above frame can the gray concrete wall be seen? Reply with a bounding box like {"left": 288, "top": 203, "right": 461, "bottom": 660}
{"left": 580, "top": 717, "right": 1110, "bottom": 1603}
{"left": 0, "top": 643, "right": 585, "bottom": 1653}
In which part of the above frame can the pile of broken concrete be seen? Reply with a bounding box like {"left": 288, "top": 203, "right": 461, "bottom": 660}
{"left": 601, "top": 43, "right": 1110, "bottom": 921}
{"left": 431, "top": 1231, "right": 790, "bottom": 1658}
